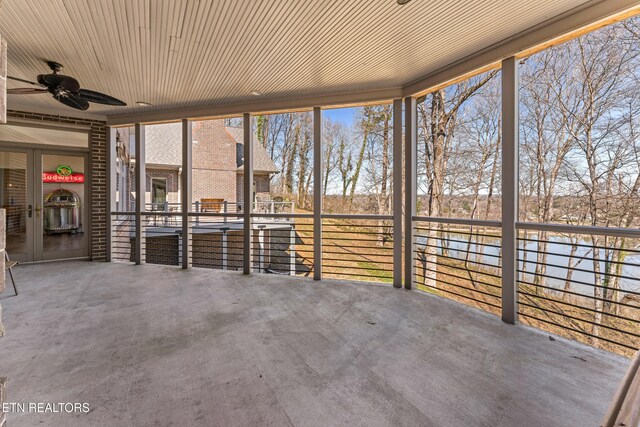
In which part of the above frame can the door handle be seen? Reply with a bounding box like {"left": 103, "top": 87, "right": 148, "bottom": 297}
{"left": 28, "top": 204, "right": 32, "bottom": 218}
{"left": 35, "top": 205, "right": 42, "bottom": 218}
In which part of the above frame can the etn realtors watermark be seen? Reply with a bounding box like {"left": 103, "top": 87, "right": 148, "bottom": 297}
{"left": 2, "top": 402, "right": 90, "bottom": 413}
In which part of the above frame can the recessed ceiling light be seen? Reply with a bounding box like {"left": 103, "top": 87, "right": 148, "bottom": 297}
{"left": 136, "top": 101, "right": 152, "bottom": 106}
{"left": 250, "top": 91, "right": 262, "bottom": 96}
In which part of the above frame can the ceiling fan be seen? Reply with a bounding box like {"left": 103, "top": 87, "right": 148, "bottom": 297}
{"left": 7, "top": 61, "right": 127, "bottom": 110}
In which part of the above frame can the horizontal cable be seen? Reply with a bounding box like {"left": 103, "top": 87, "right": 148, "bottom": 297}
{"left": 323, "top": 263, "right": 392, "bottom": 273}
{"left": 419, "top": 233, "right": 503, "bottom": 249}
{"left": 516, "top": 222, "right": 640, "bottom": 239}
{"left": 414, "top": 273, "right": 502, "bottom": 300}
{"left": 519, "top": 246, "right": 639, "bottom": 268}
{"left": 319, "top": 251, "right": 393, "bottom": 259}
{"left": 323, "top": 230, "right": 393, "bottom": 236}
{"left": 420, "top": 266, "right": 502, "bottom": 290}
{"left": 518, "top": 235, "right": 640, "bottom": 256}
{"left": 320, "top": 244, "right": 392, "bottom": 251}
{"left": 323, "top": 271, "right": 391, "bottom": 280}
{"left": 414, "top": 226, "right": 501, "bottom": 239}
{"left": 321, "top": 236, "right": 393, "bottom": 244}
{"left": 517, "top": 300, "right": 640, "bottom": 338}
{"left": 518, "top": 279, "right": 640, "bottom": 306}
{"left": 413, "top": 280, "right": 501, "bottom": 309}
{"left": 517, "top": 271, "right": 640, "bottom": 297}
{"left": 413, "top": 248, "right": 501, "bottom": 270}
{"left": 412, "top": 238, "right": 501, "bottom": 259}
{"left": 518, "top": 290, "right": 640, "bottom": 325}
{"left": 518, "top": 313, "right": 637, "bottom": 350}
{"left": 413, "top": 216, "right": 502, "bottom": 227}
{"left": 411, "top": 257, "right": 503, "bottom": 279}
{"left": 250, "top": 213, "right": 313, "bottom": 219}
{"left": 516, "top": 258, "right": 640, "bottom": 283}
{"left": 322, "top": 214, "right": 393, "bottom": 221}
{"left": 322, "top": 254, "right": 393, "bottom": 271}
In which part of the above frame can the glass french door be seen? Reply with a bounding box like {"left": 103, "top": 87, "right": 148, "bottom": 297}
{"left": 0, "top": 148, "right": 89, "bottom": 262}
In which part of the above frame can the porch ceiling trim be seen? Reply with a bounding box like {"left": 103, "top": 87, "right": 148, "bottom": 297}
{"left": 107, "top": 86, "right": 403, "bottom": 126}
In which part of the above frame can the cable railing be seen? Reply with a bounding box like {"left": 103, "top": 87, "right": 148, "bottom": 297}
{"left": 321, "top": 214, "right": 394, "bottom": 283}
{"left": 516, "top": 222, "right": 640, "bottom": 356}
{"left": 110, "top": 212, "right": 135, "bottom": 263}
{"left": 412, "top": 217, "right": 503, "bottom": 316}
{"left": 140, "top": 211, "right": 183, "bottom": 266}
{"left": 188, "top": 212, "right": 245, "bottom": 270}
{"left": 142, "top": 200, "right": 296, "bottom": 215}
{"left": 250, "top": 213, "right": 314, "bottom": 276}
{"left": 109, "top": 204, "right": 640, "bottom": 357}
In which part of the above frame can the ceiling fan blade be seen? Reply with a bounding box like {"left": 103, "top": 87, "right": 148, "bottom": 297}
{"left": 54, "top": 93, "right": 90, "bottom": 111}
{"left": 7, "top": 87, "right": 49, "bottom": 94}
{"left": 77, "top": 89, "right": 126, "bottom": 106}
{"left": 7, "top": 75, "right": 44, "bottom": 87}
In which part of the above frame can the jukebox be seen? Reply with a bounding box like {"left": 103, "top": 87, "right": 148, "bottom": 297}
{"left": 43, "top": 189, "right": 82, "bottom": 234}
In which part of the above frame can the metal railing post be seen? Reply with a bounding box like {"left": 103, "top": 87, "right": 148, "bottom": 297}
{"left": 243, "top": 113, "right": 253, "bottom": 274}
{"left": 290, "top": 226, "right": 296, "bottom": 276}
{"left": 404, "top": 97, "right": 417, "bottom": 289}
{"left": 221, "top": 228, "right": 228, "bottom": 270}
{"left": 501, "top": 56, "right": 519, "bottom": 324}
{"left": 257, "top": 224, "right": 266, "bottom": 272}
{"left": 313, "top": 107, "right": 323, "bottom": 280}
{"left": 393, "top": 99, "right": 403, "bottom": 288}
{"left": 181, "top": 119, "right": 192, "bottom": 269}
{"left": 134, "top": 123, "right": 145, "bottom": 265}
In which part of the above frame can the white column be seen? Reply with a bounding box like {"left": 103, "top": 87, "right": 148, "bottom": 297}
{"left": 134, "top": 123, "right": 145, "bottom": 265}
{"left": 501, "top": 57, "right": 519, "bottom": 324}
{"left": 404, "top": 98, "right": 417, "bottom": 289}
{"left": 393, "top": 99, "right": 403, "bottom": 288}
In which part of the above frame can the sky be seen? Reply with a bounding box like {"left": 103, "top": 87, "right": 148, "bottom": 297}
{"left": 323, "top": 107, "right": 357, "bottom": 128}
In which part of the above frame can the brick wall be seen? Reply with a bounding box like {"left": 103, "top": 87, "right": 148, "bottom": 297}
{"left": 192, "top": 119, "right": 238, "bottom": 203}
{"left": 6, "top": 110, "right": 107, "bottom": 260}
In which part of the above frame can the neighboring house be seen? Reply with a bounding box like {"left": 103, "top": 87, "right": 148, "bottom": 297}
{"left": 128, "top": 121, "right": 278, "bottom": 211}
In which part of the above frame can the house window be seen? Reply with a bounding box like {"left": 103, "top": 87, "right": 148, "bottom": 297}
{"left": 151, "top": 178, "right": 167, "bottom": 208}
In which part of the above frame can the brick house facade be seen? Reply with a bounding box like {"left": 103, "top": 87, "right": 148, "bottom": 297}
{"left": 138, "top": 120, "right": 278, "bottom": 210}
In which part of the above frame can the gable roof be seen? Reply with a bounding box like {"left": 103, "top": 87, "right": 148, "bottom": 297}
{"left": 225, "top": 126, "right": 279, "bottom": 174}
{"left": 145, "top": 122, "right": 182, "bottom": 167}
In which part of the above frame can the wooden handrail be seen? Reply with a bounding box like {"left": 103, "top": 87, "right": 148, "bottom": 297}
{"left": 602, "top": 350, "right": 640, "bottom": 427}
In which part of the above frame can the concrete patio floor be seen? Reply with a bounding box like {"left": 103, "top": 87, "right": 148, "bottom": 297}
{"left": 0, "top": 261, "right": 629, "bottom": 426}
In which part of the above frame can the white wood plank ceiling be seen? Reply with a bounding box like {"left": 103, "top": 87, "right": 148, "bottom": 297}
{"left": 0, "top": 0, "right": 627, "bottom": 121}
